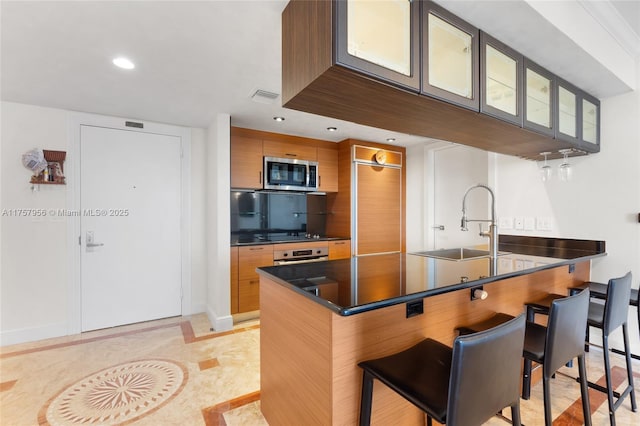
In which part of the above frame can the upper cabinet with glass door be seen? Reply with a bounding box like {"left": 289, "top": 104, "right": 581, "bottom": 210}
{"left": 554, "top": 78, "right": 580, "bottom": 145}
{"left": 580, "top": 92, "right": 600, "bottom": 152}
{"left": 336, "top": 0, "right": 420, "bottom": 91}
{"left": 523, "top": 59, "right": 555, "bottom": 137}
{"left": 422, "top": 1, "right": 479, "bottom": 111}
{"left": 480, "top": 32, "right": 523, "bottom": 126}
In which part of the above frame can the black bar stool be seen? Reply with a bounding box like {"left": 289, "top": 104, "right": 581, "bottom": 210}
{"left": 570, "top": 280, "right": 640, "bottom": 360}
{"left": 581, "top": 272, "right": 637, "bottom": 425}
{"left": 358, "top": 314, "right": 526, "bottom": 426}
{"left": 522, "top": 289, "right": 592, "bottom": 426}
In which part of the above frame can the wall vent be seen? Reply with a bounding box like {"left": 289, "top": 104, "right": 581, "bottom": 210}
{"left": 125, "top": 121, "right": 144, "bottom": 128}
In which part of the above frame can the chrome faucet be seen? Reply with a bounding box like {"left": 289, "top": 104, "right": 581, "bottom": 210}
{"left": 461, "top": 184, "right": 498, "bottom": 274}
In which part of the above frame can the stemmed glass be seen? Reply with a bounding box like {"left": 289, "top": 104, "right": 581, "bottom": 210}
{"left": 540, "top": 152, "right": 552, "bottom": 182}
{"left": 558, "top": 149, "right": 572, "bottom": 181}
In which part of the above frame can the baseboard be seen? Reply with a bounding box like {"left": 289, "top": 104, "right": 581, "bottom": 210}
{"left": 206, "top": 306, "right": 233, "bottom": 332}
{"left": 0, "top": 321, "right": 69, "bottom": 347}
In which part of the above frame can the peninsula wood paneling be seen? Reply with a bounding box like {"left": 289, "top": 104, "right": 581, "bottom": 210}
{"left": 260, "top": 261, "right": 591, "bottom": 425}
{"left": 260, "top": 276, "right": 333, "bottom": 425}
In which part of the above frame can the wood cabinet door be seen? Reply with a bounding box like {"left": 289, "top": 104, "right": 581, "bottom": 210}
{"left": 335, "top": 0, "right": 420, "bottom": 91}
{"left": 231, "top": 135, "right": 263, "bottom": 189}
{"left": 329, "top": 240, "right": 351, "bottom": 260}
{"left": 239, "top": 278, "right": 260, "bottom": 312}
{"left": 263, "top": 139, "right": 317, "bottom": 161}
{"left": 355, "top": 164, "right": 402, "bottom": 255}
{"left": 238, "top": 245, "right": 274, "bottom": 313}
{"left": 317, "top": 147, "right": 339, "bottom": 192}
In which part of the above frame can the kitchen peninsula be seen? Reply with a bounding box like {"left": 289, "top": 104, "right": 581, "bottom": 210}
{"left": 258, "top": 236, "right": 605, "bottom": 425}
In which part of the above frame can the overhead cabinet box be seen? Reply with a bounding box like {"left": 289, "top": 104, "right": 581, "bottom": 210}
{"left": 282, "top": 0, "right": 600, "bottom": 160}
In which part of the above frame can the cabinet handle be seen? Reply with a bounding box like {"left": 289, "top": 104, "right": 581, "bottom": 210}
{"left": 319, "top": 175, "right": 322, "bottom": 187}
{"left": 334, "top": 241, "right": 345, "bottom": 245}
{"left": 285, "top": 153, "right": 297, "bottom": 157}
{"left": 249, "top": 247, "right": 264, "bottom": 251}
{"left": 259, "top": 171, "right": 262, "bottom": 184}
{"left": 249, "top": 280, "right": 259, "bottom": 284}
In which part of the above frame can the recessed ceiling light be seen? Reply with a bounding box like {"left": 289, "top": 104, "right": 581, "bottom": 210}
{"left": 386, "top": 138, "right": 396, "bottom": 143}
{"left": 327, "top": 127, "right": 337, "bottom": 132}
{"left": 112, "top": 57, "right": 135, "bottom": 70}
{"left": 273, "top": 116, "right": 285, "bottom": 122}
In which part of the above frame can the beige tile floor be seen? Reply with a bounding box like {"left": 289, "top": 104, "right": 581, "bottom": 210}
{"left": 0, "top": 313, "right": 638, "bottom": 425}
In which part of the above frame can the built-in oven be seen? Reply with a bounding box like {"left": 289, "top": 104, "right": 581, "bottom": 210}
{"left": 273, "top": 246, "right": 329, "bottom": 265}
{"left": 264, "top": 156, "right": 318, "bottom": 192}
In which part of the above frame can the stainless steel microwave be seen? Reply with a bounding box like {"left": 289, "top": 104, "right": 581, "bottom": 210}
{"left": 263, "top": 156, "right": 318, "bottom": 191}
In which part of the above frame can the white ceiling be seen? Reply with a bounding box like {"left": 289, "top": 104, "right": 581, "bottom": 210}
{"left": 2, "top": 0, "right": 639, "bottom": 148}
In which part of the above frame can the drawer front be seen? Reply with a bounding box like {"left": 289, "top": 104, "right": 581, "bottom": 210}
{"left": 329, "top": 240, "right": 351, "bottom": 260}
{"left": 239, "top": 245, "right": 274, "bottom": 280}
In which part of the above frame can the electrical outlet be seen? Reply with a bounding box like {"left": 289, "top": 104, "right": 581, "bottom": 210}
{"left": 524, "top": 217, "right": 535, "bottom": 231}
{"left": 514, "top": 217, "right": 524, "bottom": 230}
{"left": 499, "top": 217, "right": 513, "bottom": 229}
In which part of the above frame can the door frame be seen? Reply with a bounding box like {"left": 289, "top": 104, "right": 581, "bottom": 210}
{"left": 67, "top": 112, "right": 192, "bottom": 334}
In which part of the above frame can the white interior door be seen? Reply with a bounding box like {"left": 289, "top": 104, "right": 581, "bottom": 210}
{"left": 80, "top": 125, "right": 182, "bottom": 331}
{"left": 433, "top": 145, "right": 489, "bottom": 249}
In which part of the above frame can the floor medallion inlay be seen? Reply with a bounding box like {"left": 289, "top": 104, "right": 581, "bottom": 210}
{"left": 38, "top": 358, "right": 188, "bottom": 425}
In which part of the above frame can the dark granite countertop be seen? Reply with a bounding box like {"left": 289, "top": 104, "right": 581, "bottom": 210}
{"left": 231, "top": 235, "right": 349, "bottom": 246}
{"left": 256, "top": 235, "right": 606, "bottom": 316}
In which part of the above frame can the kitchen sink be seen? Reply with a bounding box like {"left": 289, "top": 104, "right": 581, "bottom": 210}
{"left": 410, "top": 248, "right": 509, "bottom": 261}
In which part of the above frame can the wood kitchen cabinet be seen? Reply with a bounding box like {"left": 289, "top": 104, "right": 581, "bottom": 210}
{"left": 328, "top": 240, "right": 351, "bottom": 260}
{"left": 238, "top": 245, "right": 274, "bottom": 313}
{"left": 422, "top": 0, "right": 479, "bottom": 111}
{"left": 282, "top": 0, "right": 601, "bottom": 160}
{"left": 263, "top": 139, "right": 317, "bottom": 161}
{"left": 326, "top": 140, "right": 405, "bottom": 256}
{"left": 480, "top": 31, "right": 523, "bottom": 126}
{"left": 335, "top": 0, "right": 420, "bottom": 91}
{"left": 231, "top": 134, "right": 263, "bottom": 189}
{"left": 317, "top": 147, "right": 338, "bottom": 192}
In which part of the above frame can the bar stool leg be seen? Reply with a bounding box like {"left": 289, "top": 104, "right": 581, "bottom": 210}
{"left": 359, "top": 371, "right": 374, "bottom": 426}
{"left": 602, "top": 334, "right": 617, "bottom": 426}
{"left": 510, "top": 403, "right": 522, "bottom": 426}
{"left": 622, "top": 323, "right": 637, "bottom": 411}
{"left": 578, "top": 354, "right": 592, "bottom": 426}
{"left": 542, "top": 376, "right": 552, "bottom": 426}
{"left": 522, "top": 359, "right": 533, "bottom": 400}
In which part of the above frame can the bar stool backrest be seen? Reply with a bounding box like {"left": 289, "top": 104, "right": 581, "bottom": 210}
{"left": 447, "top": 314, "right": 526, "bottom": 426}
{"left": 546, "top": 289, "right": 590, "bottom": 375}
{"left": 603, "top": 272, "right": 633, "bottom": 335}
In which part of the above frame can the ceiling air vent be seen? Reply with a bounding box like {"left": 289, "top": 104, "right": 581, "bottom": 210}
{"left": 125, "top": 121, "right": 144, "bottom": 128}
{"left": 251, "top": 89, "right": 280, "bottom": 104}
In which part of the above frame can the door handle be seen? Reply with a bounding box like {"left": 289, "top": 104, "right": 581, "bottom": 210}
{"left": 432, "top": 225, "right": 445, "bottom": 231}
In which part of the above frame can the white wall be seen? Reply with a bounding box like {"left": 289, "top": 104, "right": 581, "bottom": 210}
{"left": 1, "top": 103, "right": 70, "bottom": 343}
{"left": 0, "top": 102, "right": 208, "bottom": 345}
{"left": 205, "top": 114, "right": 232, "bottom": 332}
